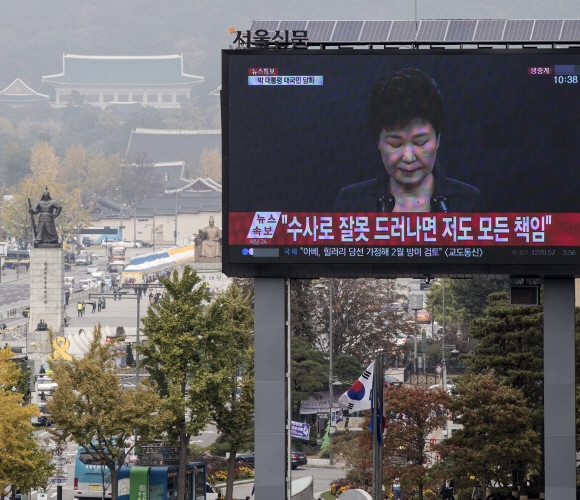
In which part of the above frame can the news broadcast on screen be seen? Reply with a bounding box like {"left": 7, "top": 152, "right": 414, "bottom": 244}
{"left": 222, "top": 49, "right": 580, "bottom": 277}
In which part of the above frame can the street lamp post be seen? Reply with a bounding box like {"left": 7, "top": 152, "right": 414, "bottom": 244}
{"left": 328, "top": 278, "right": 334, "bottom": 466}
{"left": 115, "top": 186, "right": 123, "bottom": 241}
{"left": 313, "top": 279, "right": 335, "bottom": 465}
{"left": 442, "top": 279, "right": 447, "bottom": 392}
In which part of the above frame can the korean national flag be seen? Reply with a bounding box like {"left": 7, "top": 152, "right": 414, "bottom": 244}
{"left": 338, "top": 361, "right": 374, "bottom": 413}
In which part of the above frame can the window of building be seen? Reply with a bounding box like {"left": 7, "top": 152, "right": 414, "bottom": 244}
{"left": 87, "top": 95, "right": 100, "bottom": 103}
{"left": 147, "top": 94, "right": 158, "bottom": 103}
{"left": 103, "top": 94, "right": 114, "bottom": 103}
{"left": 176, "top": 94, "right": 188, "bottom": 103}
{"left": 132, "top": 94, "right": 143, "bottom": 102}
{"left": 117, "top": 95, "right": 129, "bottom": 102}
{"left": 162, "top": 94, "right": 173, "bottom": 103}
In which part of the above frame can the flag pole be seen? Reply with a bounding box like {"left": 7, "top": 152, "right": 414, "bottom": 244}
{"left": 372, "top": 350, "right": 384, "bottom": 500}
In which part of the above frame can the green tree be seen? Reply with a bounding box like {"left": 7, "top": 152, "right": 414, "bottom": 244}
{"left": 47, "top": 327, "right": 167, "bottom": 500}
{"left": 205, "top": 285, "right": 254, "bottom": 500}
{"left": 333, "top": 355, "right": 363, "bottom": 386}
{"left": 290, "top": 336, "right": 328, "bottom": 420}
{"left": 467, "top": 292, "right": 544, "bottom": 495}
{"left": 139, "top": 267, "right": 234, "bottom": 500}
{"left": 437, "top": 374, "right": 540, "bottom": 494}
{"left": 425, "top": 278, "right": 510, "bottom": 332}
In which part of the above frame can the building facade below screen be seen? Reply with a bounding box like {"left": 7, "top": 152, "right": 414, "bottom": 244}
{"left": 42, "top": 54, "right": 204, "bottom": 109}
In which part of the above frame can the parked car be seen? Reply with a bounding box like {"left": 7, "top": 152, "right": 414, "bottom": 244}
{"left": 121, "top": 240, "right": 142, "bottom": 248}
{"left": 31, "top": 403, "right": 52, "bottom": 427}
{"left": 236, "top": 452, "right": 254, "bottom": 468}
{"left": 86, "top": 264, "right": 99, "bottom": 274}
{"left": 236, "top": 450, "right": 307, "bottom": 470}
{"left": 291, "top": 451, "right": 307, "bottom": 469}
{"left": 82, "top": 237, "right": 93, "bottom": 247}
{"left": 134, "top": 240, "right": 152, "bottom": 248}
{"left": 37, "top": 377, "right": 58, "bottom": 392}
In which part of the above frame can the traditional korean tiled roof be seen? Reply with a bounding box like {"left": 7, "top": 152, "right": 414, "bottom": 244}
{"left": 126, "top": 128, "right": 221, "bottom": 165}
{"left": 42, "top": 54, "right": 203, "bottom": 86}
{"left": 0, "top": 78, "right": 49, "bottom": 102}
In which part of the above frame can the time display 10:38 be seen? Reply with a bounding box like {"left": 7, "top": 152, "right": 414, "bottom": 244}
{"left": 554, "top": 75, "right": 578, "bottom": 83}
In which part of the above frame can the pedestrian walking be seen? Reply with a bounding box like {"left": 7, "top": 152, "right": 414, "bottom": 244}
{"left": 82, "top": 301, "right": 86, "bottom": 317}
{"left": 77, "top": 301, "right": 83, "bottom": 317}
{"left": 97, "top": 297, "right": 102, "bottom": 312}
{"left": 91, "top": 301, "right": 96, "bottom": 313}
{"left": 100, "top": 282, "right": 105, "bottom": 293}
{"left": 471, "top": 484, "right": 484, "bottom": 500}
{"left": 441, "top": 479, "right": 454, "bottom": 500}
{"left": 392, "top": 477, "right": 402, "bottom": 500}
{"left": 102, "top": 297, "right": 106, "bottom": 310}
{"left": 39, "top": 391, "right": 45, "bottom": 402}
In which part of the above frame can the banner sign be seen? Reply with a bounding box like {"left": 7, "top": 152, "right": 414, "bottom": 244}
{"left": 291, "top": 421, "right": 311, "bottom": 441}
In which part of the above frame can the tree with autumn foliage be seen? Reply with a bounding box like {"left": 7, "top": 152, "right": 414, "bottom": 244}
{"left": 311, "top": 278, "right": 414, "bottom": 364}
{"left": 0, "top": 348, "right": 54, "bottom": 495}
{"left": 436, "top": 374, "right": 540, "bottom": 495}
{"left": 47, "top": 327, "right": 167, "bottom": 500}
{"left": 335, "top": 385, "right": 449, "bottom": 499}
{"left": 1, "top": 142, "right": 92, "bottom": 243}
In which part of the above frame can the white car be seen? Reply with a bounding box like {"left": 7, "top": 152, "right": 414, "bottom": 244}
{"left": 101, "top": 240, "right": 119, "bottom": 247}
{"left": 121, "top": 240, "right": 142, "bottom": 248}
{"left": 90, "top": 253, "right": 99, "bottom": 260}
{"left": 86, "top": 264, "right": 99, "bottom": 274}
{"left": 37, "top": 377, "right": 58, "bottom": 392}
{"left": 78, "top": 279, "right": 91, "bottom": 290}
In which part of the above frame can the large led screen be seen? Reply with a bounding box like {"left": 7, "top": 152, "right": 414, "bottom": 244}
{"left": 223, "top": 49, "right": 580, "bottom": 277}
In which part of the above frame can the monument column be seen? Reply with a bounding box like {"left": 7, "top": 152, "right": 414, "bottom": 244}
{"left": 26, "top": 187, "right": 65, "bottom": 358}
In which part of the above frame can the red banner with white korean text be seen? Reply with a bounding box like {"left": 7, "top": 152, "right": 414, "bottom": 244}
{"left": 229, "top": 212, "right": 580, "bottom": 247}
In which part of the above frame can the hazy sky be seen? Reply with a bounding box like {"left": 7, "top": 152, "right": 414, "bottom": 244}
{"left": 1, "top": 0, "right": 580, "bottom": 90}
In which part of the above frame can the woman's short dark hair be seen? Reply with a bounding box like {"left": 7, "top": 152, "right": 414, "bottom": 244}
{"left": 368, "top": 68, "right": 444, "bottom": 141}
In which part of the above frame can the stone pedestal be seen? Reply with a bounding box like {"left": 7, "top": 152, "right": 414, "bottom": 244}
{"left": 28, "top": 248, "right": 64, "bottom": 357}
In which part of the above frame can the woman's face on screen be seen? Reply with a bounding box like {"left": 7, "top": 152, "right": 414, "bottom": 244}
{"left": 377, "top": 120, "right": 440, "bottom": 190}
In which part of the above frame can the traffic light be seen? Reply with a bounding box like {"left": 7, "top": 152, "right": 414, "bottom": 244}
{"left": 164, "top": 173, "right": 169, "bottom": 182}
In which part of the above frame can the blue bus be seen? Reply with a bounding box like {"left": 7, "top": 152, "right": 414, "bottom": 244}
{"left": 74, "top": 448, "right": 208, "bottom": 500}
{"left": 4, "top": 249, "right": 30, "bottom": 270}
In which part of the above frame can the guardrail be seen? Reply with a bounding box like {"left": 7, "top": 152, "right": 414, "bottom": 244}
{"left": 1, "top": 322, "right": 28, "bottom": 342}
{"left": 6, "top": 306, "right": 28, "bottom": 319}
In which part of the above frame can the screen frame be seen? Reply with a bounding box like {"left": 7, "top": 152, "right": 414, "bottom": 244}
{"left": 222, "top": 47, "right": 580, "bottom": 279}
